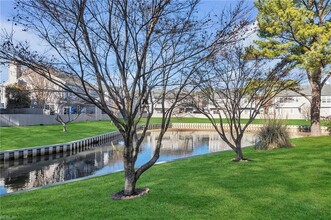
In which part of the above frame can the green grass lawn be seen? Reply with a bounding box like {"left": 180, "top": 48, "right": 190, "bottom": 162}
{"left": 0, "top": 121, "right": 117, "bottom": 151}
{"left": 0, "top": 118, "right": 319, "bottom": 151}
{"left": 0, "top": 136, "right": 330, "bottom": 219}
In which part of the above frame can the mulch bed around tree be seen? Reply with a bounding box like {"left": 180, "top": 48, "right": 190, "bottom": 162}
{"left": 232, "top": 158, "right": 251, "bottom": 162}
{"left": 111, "top": 188, "right": 150, "bottom": 200}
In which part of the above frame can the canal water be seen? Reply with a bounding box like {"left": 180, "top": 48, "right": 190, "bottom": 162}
{"left": 0, "top": 130, "right": 257, "bottom": 195}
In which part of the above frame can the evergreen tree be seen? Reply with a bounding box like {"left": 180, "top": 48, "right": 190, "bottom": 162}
{"left": 5, "top": 83, "right": 31, "bottom": 109}
{"left": 251, "top": 0, "right": 331, "bottom": 136}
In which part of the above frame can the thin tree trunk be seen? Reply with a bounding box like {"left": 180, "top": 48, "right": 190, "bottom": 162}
{"left": 62, "top": 122, "right": 67, "bottom": 132}
{"left": 235, "top": 146, "right": 244, "bottom": 161}
{"left": 310, "top": 79, "right": 321, "bottom": 136}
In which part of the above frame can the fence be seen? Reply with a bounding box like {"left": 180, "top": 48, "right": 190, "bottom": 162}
{"left": 171, "top": 123, "right": 329, "bottom": 134}
{"left": 0, "top": 108, "right": 44, "bottom": 114}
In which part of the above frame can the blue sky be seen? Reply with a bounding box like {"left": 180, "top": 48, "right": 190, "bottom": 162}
{"left": 0, "top": 0, "right": 15, "bottom": 82}
{"left": 0, "top": 0, "right": 257, "bottom": 82}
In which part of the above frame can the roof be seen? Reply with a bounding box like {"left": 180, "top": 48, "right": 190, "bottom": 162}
{"left": 21, "top": 67, "right": 79, "bottom": 86}
{"left": 277, "top": 84, "right": 331, "bottom": 97}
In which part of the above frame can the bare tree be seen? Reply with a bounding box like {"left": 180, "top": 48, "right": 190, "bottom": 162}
{"left": 189, "top": 45, "right": 296, "bottom": 161}
{"left": 0, "top": 0, "right": 250, "bottom": 197}
{"left": 54, "top": 101, "right": 82, "bottom": 132}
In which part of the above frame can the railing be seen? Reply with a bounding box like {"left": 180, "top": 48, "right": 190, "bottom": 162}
{"left": 171, "top": 123, "right": 329, "bottom": 134}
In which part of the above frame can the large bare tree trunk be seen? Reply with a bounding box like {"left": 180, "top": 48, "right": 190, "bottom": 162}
{"left": 123, "top": 135, "right": 137, "bottom": 196}
{"left": 310, "top": 74, "right": 321, "bottom": 136}
{"left": 123, "top": 164, "right": 136, "bottom": 196}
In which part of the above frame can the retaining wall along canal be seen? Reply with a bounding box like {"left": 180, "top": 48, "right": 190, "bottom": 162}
{"left": 171, "top": 123, "right": 329, "bottom": 134}
{"left": 0, "top": 124, "right": 161, "bottom": 161}
{"left": 0, "top": 123, "right": 328, "bottom": 161}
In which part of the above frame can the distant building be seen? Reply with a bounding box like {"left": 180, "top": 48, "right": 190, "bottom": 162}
{"left": 151, "top": 85, "right": 331, "bottom": 120}
{"left": 2, "top": 62, "right": 96, "bottom": 114}
{"left": 272, "top": 84, "right": 331, "bottom": 119}
{"left": 150, "top": 89, "right": 204, "bottom": 116}
{"left": 0, "top": 83, "right": 5, "bottom": 109}
{"left": 206, "top": 96, "right": 259, "bottom": 118}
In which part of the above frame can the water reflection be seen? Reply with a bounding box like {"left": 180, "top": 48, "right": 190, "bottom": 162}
{"left": 0, "top": 130, "right": 256, "bottom": 195}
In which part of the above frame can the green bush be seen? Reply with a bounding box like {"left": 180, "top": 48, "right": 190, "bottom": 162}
{"left": 255, "top": 119, "right": 292, "bottom": 150}
{"left": 326, "top": 121, "right": 331, "bottom": 135}
{"left": 321, "top": 116, "right": 331, "bottom": 135}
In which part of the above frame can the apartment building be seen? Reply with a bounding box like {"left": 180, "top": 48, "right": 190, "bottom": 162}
{"left": 2, "top": 62, "right": 96, "bottom": 114}
{"left": 273, "top": 85, "right": 331, "bottom": 119}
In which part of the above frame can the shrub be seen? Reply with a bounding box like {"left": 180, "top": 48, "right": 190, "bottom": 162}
{"left": 255, "top": 119, "right": 292, "bottom": 150}
{"left": 322, "top": 116, "right": 331, "bottom": 135}
{"left": 326, "top": 122, "right": 331, "bottom": 135}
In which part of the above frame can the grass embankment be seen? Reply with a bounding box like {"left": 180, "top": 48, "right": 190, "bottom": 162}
{"left": 0, "top": 118, "right": 314, "bottom": 151}
{"left": 0, "top": 136, "right": 330, "bottom": 219}
{"left": 0, "top": 121, "right": 117, "bottom": 151}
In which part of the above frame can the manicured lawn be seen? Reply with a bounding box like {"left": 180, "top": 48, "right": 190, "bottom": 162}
{"left": 0, "top": 118, "right": 319, "bottom": 151}
{"left": 0, "top": 121, "right": 117, "bottom": 151}
{"left": 0, "top": 136, "right": 330, "bottom": 219}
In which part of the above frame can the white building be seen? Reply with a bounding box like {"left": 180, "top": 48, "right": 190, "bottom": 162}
{"left": 0, "top": 84, "right": 5, "bottom": 109}
{"left": 2, "top": 62, "right": 96, "bottom": 114}
{"left": 206, "top": 96, "right": 259, "bottom": 119}
{"left": 273, "top": 85, "right": 331, "bottom": 119}
{"left": 151, "top": 85, "right": 331, "bottom": 120}
{"left": 0, "top": 63, "right": 23, "bottom": 109}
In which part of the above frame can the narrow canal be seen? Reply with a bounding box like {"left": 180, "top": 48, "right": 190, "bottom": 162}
{"left": 0, "top": 130, "right": 257, "bottom": 195}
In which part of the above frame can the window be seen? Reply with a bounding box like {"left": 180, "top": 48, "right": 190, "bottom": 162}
{"left": 185, "top": 108, "right": 193, "bottom": 113}
{"left": 321, "top": 96, "right": 331, "bottom": 103}
{"left": 44, "top": 104, "right": 55, "bottom": 115}
{"left": 70, "top": 105, "right": 81, "bottom": 114}
{"left": 279, "top": 97, "right": 295, "bottom": 103}
{"left": 63, "top": 106, "right": 70, "bottom": 114}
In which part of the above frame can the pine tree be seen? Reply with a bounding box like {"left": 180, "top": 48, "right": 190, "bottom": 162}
{"left": 251, "top": 0, "right": 331, "bottom": 136}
